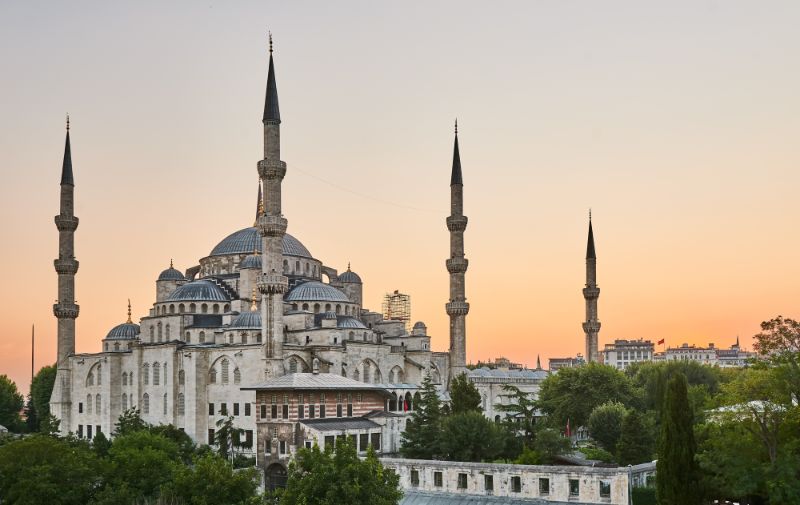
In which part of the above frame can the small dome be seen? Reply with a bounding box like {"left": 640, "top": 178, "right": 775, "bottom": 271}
{"left": 285, "top": 281, "right": 350, "bottom": 303}
{"left": 230, "top": 311, "right": 261, "bottom": 329}
{"left": 337, "top": 317, "right": 367, "bottom": 329}
{"left": 166, "top": 279, "right": 231, "bottom": 302}
{"left": 240, "top": 254, "right": 262, "bottom": 270}
{"left": 413, "top": 321, "right": 426, "bottom": 329}
{"left": 105, "top": 322, "right": 140, "bottom": 340}
{"left": 158, "top": 266, "right": 185, "bottom": 281}
{"left": 338, "top": 269, "right": 362, "bottom": 284}
{"left": 323, "top": 311, "right": 337, "bottom": 320}
{"left": 209, "top": 227, "right": 312, "bottom": 258}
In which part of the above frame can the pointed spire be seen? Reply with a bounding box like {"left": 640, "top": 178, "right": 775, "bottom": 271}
{"left": 254, "top": 181, "right": 264, "bottom": 226}
{"left": 126, "top": 299, "right": 132, "bottom": 324}
{"left": 450, "top": 119, "right": 462, "bottom": 186}
{"left": 347, "top": 262, "right": 351, "bottom": 272}
{"left": 263, "top": 32, "right": 280, "bottom": 123}
{"left": 170, "top": 258, "right": 174, "bottom": 268}
{"left": 536, "top": 354, "right": 541, "bottom": 370}
{"left": 61, "top": 114, "right": 74, "bottom": 185}
{"left": 586, "top": 211, "right": 596, "bottom": 259}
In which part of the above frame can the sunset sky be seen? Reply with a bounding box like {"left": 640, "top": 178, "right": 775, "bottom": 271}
{"left": 1, "top": 1, "right": 799, "bottom": 395}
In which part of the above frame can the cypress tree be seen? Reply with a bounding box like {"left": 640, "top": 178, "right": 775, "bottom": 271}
{"left": 656, "top": 372, "right": 700, "bottom": 505}
{"left": 616, "top": 410, "right": 654, "bottom": 465}
{"left": 400, "top": 374, "right": 442, "bottom": 459}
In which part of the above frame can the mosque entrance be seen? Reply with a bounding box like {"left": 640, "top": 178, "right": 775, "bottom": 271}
{"left": 266, "top": 463, "right": 288, "bottom": 491}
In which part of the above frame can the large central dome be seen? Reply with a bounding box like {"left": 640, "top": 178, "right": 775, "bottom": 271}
{"left": 209, "top": 227, "right": 313, "bottom": 259}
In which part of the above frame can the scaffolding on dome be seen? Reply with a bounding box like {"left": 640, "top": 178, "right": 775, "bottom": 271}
{"left": 382, "top": 290, "right": 411, "bottom": 332}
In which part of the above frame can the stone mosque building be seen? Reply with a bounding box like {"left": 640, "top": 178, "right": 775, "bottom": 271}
{"left": 49, "top": 39, "right": 600, "bottom": 451}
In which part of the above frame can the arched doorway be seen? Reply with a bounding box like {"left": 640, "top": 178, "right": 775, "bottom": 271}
{"left": 266, "top": 463, "right": 288, "bottom": 491}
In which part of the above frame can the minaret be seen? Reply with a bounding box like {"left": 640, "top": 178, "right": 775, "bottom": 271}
{"left": 582, "top": 213, "right": 600, "bottom": 363}
{"left": 446, "top": 120, "right": 469, "bottom": 382}
{"left": 51, "top": 116, "right": 80, "bottom": 431}
{"left": 256, "top": 34, "right": 288, "bottom": 377}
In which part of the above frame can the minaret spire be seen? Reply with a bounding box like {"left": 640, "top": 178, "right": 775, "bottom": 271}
{"left": 257, "top": 33, "right": 289, "bottom": 377}
{"left": 51, "top": 118, "right": 80, "bottom": 434}
{"left": 582, "top": 212, "right": 601, "bottom": 363}
{"left": 127, "top": 299, "right": 133, "bottom": 324}
{"left": 446, "top": 121, "right": 469, "bottom": 383}
{"left": 254, "top": 180, "right": 264, "bottom": 226}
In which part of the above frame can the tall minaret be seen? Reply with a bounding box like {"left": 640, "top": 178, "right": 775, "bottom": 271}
{"left": 582, "top": 213, "right": 600, "bottom": 363}
{"left": 256, "top": 34, "right": 288, "bottom": 377}
{"left": 50, "top": 116, "right": 80, "bottom": 431}
{"left": 446, "top": 120, "right": 469, "bottom": 382}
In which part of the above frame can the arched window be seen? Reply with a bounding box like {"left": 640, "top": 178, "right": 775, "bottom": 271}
{"left": 122, "top": 372, "right": 128, "bottom": 386}
{"left": 179, "top": 303, "right": 185, "bottom": 313}
{"left": 97, "top": 365, "right": 102, "bottom": 385}
{"left": 178, "top": 370, "right": 185, "bottom": 386}
{"left": 234, "top": 368, "right": 241, "bottom": 385}
{"left": 178, "top": 393, "right": 185, "bottom": 415}
{"left": 157, "top": 322, "right": 163, "bottom": 342}
{"left": 153, "top": 363, "right": 160, "bottom": 386}
{"left": 150, "top": 326, "right": 155, "bottom": 342}
{"left": 199, "top": 331, "right": 205, "bottom": 343}
{"left": 335, "top": 304, "right": 341, "bottom": 314}
{"left": 228, "top": 334, "right": 234, "bottom": 344}
{"left": 143, "top": 393, "right": 150, "bottom": 414}
{"left": 353, "top": 369, "right": 360, "bottom": 382}
{"left": 389, "top": 393, "right": 398, "bottom": 411}
{"left": 143, "top": 364, "right": 149, "bottom": 385}
{"left": 185, "top": 331, "right": 190, "bottom": 342}
{"left": 201, "top": 303, "right": 208, "bottom": 313}
{"left": 114, "top": 342, "right": 120, "bottom": 351}
{"left": 256, "top": 333, "right": 262, "bottom": 343}
{"left": 95, "top": 394, "right": 101, "bottom": 414}
{"left": 163, "top": 393, "right": 168, "bottom": 415}
{"left": 289, "top": 359, "right": 298, "bottom": 373}
{"left": 122, "top": 393, "right": 128, "bottom": 411}
{"left": 163, "top": 363, "right": 167, "bottom": 385}
{"left": 189, "top": 303, "right": 196, "bottom": 312}
{"left": 169, "top": 304, "right": 175, "bottom": 314}
{"left": 305, "top": 262, "right": 309, "bottom": 274}
{"left": 241, "top": 333, "right": 248, "bottom": 344}
{"left": 325, "top": 303, "right": 331, "bottom": 312}
{"left": 363, "top": 362, "right": 371, "bottom": 383}
{"left": 295, "top": 261, "right": 300, "bottom": 273}
{"left": 129, "top": 371, "right": 134, "bottom": 384}
{"left": 213, "top": 304, "right": 219, "bottom": 314}
{"left": 86, "top": 372, "right": 94, "bottom": 387}
{"left": 209, "top": 368, "right": 217, "bottom": 384}
{"left": 302, "top": 303, "right": 309, "bottom": 311}
{"left": 86, "top": 394, "right": 92, "bottom": 414}
{"left": 313, "top": 303, "right": 320, "bottom": 313}
{"left": 224, "top": 304, "right": 230, "bottom": 312}
{"left": 348, "top": 331, "right": 354, "bottom": 341}
{"left": 221, "top": 359, "right": 229, "bottom": 384}
{"left": 283, "top": 259, "right": 289, "bottom": 272}
{"left": 165, "top": 324, "right": 170, "bottom": 339}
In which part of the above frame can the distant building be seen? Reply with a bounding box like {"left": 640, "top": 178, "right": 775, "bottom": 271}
{"left": 601, "top": 339, "right": 654, "bottom": 370}
{"left": 472, "top": 357, "right": 525, "bottom": 370}
{"left": 549, "top": 354, "right": 585, "bottom": 372}
{"left": 716, "top": 337, "right": 756, "bottom": 367}
{"left": 654, "top": 339, "right": 754, "bottom": 367}
{"left": 467, "top": 367, "right": 548, "bottom": 422}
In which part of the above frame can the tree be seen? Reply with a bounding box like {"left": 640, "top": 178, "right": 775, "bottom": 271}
{"left": 616, "top": 410, "right": 654, "bottom": 465}
{"left": 92, "top": 430, "right": 112, "bottom": 458}
{"left": 0, "top": 434, "right": 98, "bottom": 505}
{"left": 113, "top": 407, "right": 147, "bottom": 436}
{"left": 39, "top": 413, "right": 61, "bottom": 437}
{"left": 281, "top": 440, "right": 402, "bottom": 505}
{"left": 163, "top": 452, "right": 260, "bottom": 505}
{"left": 28, "top": 365, "right": 56, "bottom": 431}
{"left": 537, "top": 363, "right": 641, "bottom": 428}
{"left": 494, "top": 385, "right": 538, "bottom": 447}
{"left": 448, "top": 373, "right": 482, "bottom": 414}
{"left": 753, "top": 315, "right": 800, "bottom": 400}
{"left": 0, "top": 375, "right": 24, "bottom": 432}
{"left": 104, "top": 430, "right": 180, "bottom": 502}
{"left": 627, "top": 361, "right": 721, "bottom": 417}
{"left": 531, "top": 427, "right": 571, "bottom": 463}
{"left": 400, "top": 374, "right": 443, "bottom": 459}
{"left": 656, "top": 373, "right": 700, "bottom": 505}
{"left": 587, "top": 401, "right": 627, "bottom": 452}
{"left": 215, "top": 414, "right": 244, "bottom": 461}
{"left": 439, "top": 411, "right": 505, "bottom": 462}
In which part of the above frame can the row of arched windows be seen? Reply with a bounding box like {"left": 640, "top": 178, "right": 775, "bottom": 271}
{"left": 122, "top": 371, "right": 135, "bottom": 386}
{"left": 290, "top": 303, "right": 356, "bottom": 315}
{"left": 86, "top": 394, "right": 101, "bottom": 415}
{"left": 156, "top": 302, "right": 231, "bottom": 316}
{"left": 282, "top": 259, "right": 317, "bottom": 277}
{"left": 86, "top": 365, "right": 101, "bottom": 387}
{"left": 142, "top": 362, "right": 168, "bottom": 386}
{"left": 141, "top": 393, "right": 169, "bottom": 416}
{"left": 208, "top": 359, "right": 241, "bottom": 385}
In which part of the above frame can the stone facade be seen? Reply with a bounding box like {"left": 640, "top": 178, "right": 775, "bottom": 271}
{"left": 601, "top": 339, "right": 655, "bottom": 370}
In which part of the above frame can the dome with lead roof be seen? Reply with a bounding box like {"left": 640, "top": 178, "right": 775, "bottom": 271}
{"left": 105, "top": 322, "right": 140, "bottom": 340}
{"left": 286, "top": 281, "right": 350, "bottom": 303}
{"left": 231, "top": 311, "right": 261, "bottom": 329}
{"left": 166, "top": 279, "right": 231, "bottom": 302}
{"left": 158, "top": 265, "right": 186, "bottom": 281}
{"left": 209, "top": 227, "right": 312, "bottom": 259}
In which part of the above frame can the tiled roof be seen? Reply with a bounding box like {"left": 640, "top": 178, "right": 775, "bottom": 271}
{"left": 286, "top": 281, "right": 350, "bottom": 303}
{"left": 242, "top": 373, "right": 389, "bottom": 394}
{"left": 209, "top": 227, "right": 312, "bottom": 259}
{"left": 467, "top": 367, "right": 549, "bottom": 380}
{"left": 166, "top": 280, "right": 230, "bottom": 302}
{"left": 300, "top": 418, "right": 380, "bottom": 432}
{"left": 105, "top": 322, "right": 139, "bottom": 340}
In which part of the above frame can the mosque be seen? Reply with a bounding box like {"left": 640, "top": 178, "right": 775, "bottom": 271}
{"left": 48, "top": 38, "right": 469, "bottom": 443}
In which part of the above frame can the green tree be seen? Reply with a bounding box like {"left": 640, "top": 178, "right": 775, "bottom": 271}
{"left": 39, "top": 413, "right": 61, "bottom": 436}
{"left": 587, "top": 401, "right": 627, "bottom": 452}
{"left": 627, "top": 361, "right": 721, "bottom": 417}
{"left": 281, "top": 440, "right": 402, "bottom": 505}
{"left": 164, "top": 452, "right": 259, "bottom": 505}
{"left": 92, "top": 430, "right": 112, "bottom": 458}
{"left": 494, "top": 385, "right": 538, "bottom": 447}
{"left": 215, "top": 414, "right": 244, "bottom": 461}
{"left": 531, "top": 427, "right": 571, "bottom": 463}
{"left": 104, "top": 430, "right": 180, "bottom": 502}
{"left": 439, "top": 411, "right": 505, "bottom": 462}
{"left": 448, "top": 373, "right": 482, "bottom": 414}
{"left": 656, "top": 373, "right": 700, "bottom": 505}
{"left": 0, "top": 375, "right": 24, "bottom": 432}
{"left": 28, "top": 365, "right": 56, "bottom": 431}
{"left": 537, "top": 363, "right": 641, "bottom": 428}
{"left": 113, "top": 407, "right": 148, "bottom": 436}
{"left": 400, "top": 374, "right": 442, "bottom": 459}
{"left": 616, "top": 410, "right": 654, "bottom": 465}
{"left": 753, "top": 315, "right": 800, "bottom": 400}
{"left": 0, "top": 434, "right": 98, "bottom": 505}
{"left": 150, "top": 422, "right": 197, "bottom": 463}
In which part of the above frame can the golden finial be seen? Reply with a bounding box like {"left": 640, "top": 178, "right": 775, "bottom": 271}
{"left": 347, "top": 261, "right": 351, "bottom": 271}
{"left": 170, "top": 258, "right": 174, "bottom": 268}
{"left": 126, "top": 299, "right": 132, "bottom": 324}
{"left": 269, "top": 31, "right": 273, "bottom": 54}
{"left": 250, "top": 287, "right": 258, "bottom": 311}
{"left": 66, "top": 113, "right": 70, "bottom": 131}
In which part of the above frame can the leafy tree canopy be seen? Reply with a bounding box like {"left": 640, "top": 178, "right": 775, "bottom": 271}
{"left": 439, "top": 411, "right": 507, "bottom": 462}
{"left": 448, "top": 373, "right": 482, "bottom": 414}
{"left": 29, "top": 365, "right": 56, "bottom": 431}
{"left": 0, "top": 375, "right": 24, "bottom": 432}
{"left": 587, "top": 401, "right": 627, "bottom": 453}
{"left": 400, "top": 374, "right": 442, "bottom": 459}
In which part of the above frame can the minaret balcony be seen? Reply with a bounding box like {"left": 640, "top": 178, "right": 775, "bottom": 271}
{"left": 446, "top": 301, "right": 470, "bottom": 316}
{"left": 258, "top": 274, "right": 289, "bottom": 295}
{"left": 446, "top": 215, "right": 468, "bottom": 232}
{"left": 257, "top": 159, "right": 287, "bottom": 180}
{"left": 53, "top": 302, "right": 80, "bottom": 319}
{"left": 446, "top": 257, "right": 469, "bottom": 274}
{"left": 54, "top": 215, "right": 79, "bottom": 231}
{"left": 582, "top": 287, "right": 600, "bottom": 299}
{"left": 257, "top": 215, "right": 288, "bottom": 237}
{"left": 582, "top": 321, "right": 601, "bottom": 333}
{"left": 54, "top": 258, "right": 79, "bottom": 275}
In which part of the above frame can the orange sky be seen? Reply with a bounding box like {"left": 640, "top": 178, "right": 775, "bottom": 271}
{"left": 2, "top": 2, "right": 799, "bottom": 395}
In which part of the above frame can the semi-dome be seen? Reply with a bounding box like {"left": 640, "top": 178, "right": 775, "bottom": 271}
{"left": 322, "top": 311, "right": 337, "bottom": 320}
{"left": 166, "top": 279, "right": 231, "bottom": 302}
{"left": 240, "top": 254, "right": 262, "bottom": 270}
{"left": 285, "top": 281, "right": 350, "bottom": 303}
{"left": 105, "top": 322, "right": 140, "bottom": 340}
{"left": 158, "top": 266, "right": 186, "bottom": 281}
{"left": 338, "top": 269, "right": 362, "bottom": 284}
{"left": 230, "top": 311, "right": 261, "bottom": 329}
{"left": 337, "top": 317, "right": 367, "bottom": 329}
{"left": 209, "top": 227, "right": 312, "bottom": 259}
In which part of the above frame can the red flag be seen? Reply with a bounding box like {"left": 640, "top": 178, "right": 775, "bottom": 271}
{"left": 657, "top": 338, "right": 665, "bottom": 345}
{"left": 566, "top": 418, "right": 571, "bottom": 438}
